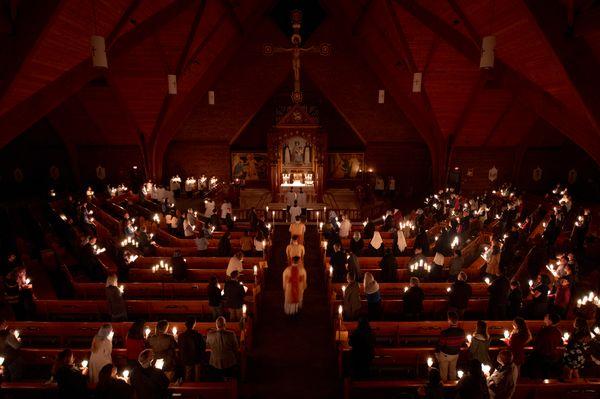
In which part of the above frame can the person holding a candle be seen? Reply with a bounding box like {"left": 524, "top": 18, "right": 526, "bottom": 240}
{"left": 525, "top": 313, "right": 563, "bottom": 379}
{"left": 448, "top": 272, "right": 472, "bottom": 320}
{"left": 282, "top": 256, "right": 307, "bottom": 316}
{"left": 403, "top": 277, "right": 425, "bottom": 321}
{"left": 468, "top": 320, "right": 491, "bottom": 366}
{"left": 0, "top": 319, "right": 23, "bottom": 381}
{"left": 526, "top": 274, "right": 550, "bottom": 320}
{"left": 289, "top": 216, "right": 306, "bottom": 245}
{"left": 147, "top": 320, "right": 178, "bottom": 382}
{"left": 363, "top": 272, "right": 382, "bottom": 321}
{"left": 486, "top": 350, "right": 518, "bottom": 399}
{"left": 125, "top": 320, "right": 147, "bottom": 369}
{"left": 130, "top": 349, "right": 170, "bottom": 399}
{"left": 455, "top": 359, "right": 488, "bottom": 399}
{"left": 488, "top": 274, "right": 510, "bottom": 320}
{"left": 350, "top": 231, "right": 364, "bottom": 257}
{"left": 562, "top": 317, "right": 591, "bottom": 380}
{"left": 506, "top": 317, "right": 531, "bottom": 370}
{"left": 95, "top": 363, "right": 134, "bottom": 399}
{"left": 343, "top": 272, "right": 361, "bottom": 321}
{"left": 435, "top": 311, "right": 465, "bottom": 382}
{"left": 379, "top": 248, "right": 398, "bottom": 283}
{"left": 507, "top": 281, "right": 523, "bottom": 319}
{"left": 52, "top": 349, "right": 88, "bottom": 399}
{"left": 89, "top": 324, "right": 114, "bottom": 384}
{"left": 224, "top": 271, "right": 246, "bottom": 322}
{"left": 218, "top": 231, "right": 233, "bottom": 257}
{"left": 105, "top": 274, "right": 127, "bottom": 322}
{"left": 286, "top": 235, "right": 306, "bottom": 266}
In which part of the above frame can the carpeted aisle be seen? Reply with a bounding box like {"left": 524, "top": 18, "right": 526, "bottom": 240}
{"left": 244, "top": 224, "right": 338, "bottom": 399}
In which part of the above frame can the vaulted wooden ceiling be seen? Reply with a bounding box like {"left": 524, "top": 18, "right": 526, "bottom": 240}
{"left": 0, "top": 0, "right": 598, "bottom": 181}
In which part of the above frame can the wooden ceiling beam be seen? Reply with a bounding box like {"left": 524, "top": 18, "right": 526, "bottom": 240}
{"left": 393, "top": 0, "right": 600, "bottom": 165}
{"left": 106, "top": 0, "right": 142, "bottom": 46}
{"left": 482, "top": 93, "right": 516, "bottom": 147}
{"left": 0, "top": 0, "right": 195, "bottom": 149}
{"left": 448, "top": 73, "right": 486, "bottom": 147}
{"left": 0, "top": 0, "right": 65, "bottom": 103}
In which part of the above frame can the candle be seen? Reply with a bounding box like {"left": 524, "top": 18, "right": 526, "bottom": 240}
{"left": 329, "top": 266, "right": 333, "bottom": 277}
{"left": 341, "top": 285, "right": 347, "bottom": 295}
{"left": 457, "top": 370, "right": 464, "bottom": 379}
{"left": 338, "top": 304, "right": 343, "bottom": 317}
{"left": 543, "top": 379, "right": 550, "bottom": 384}
{"left": 484, "top": 277, "right": 491, "bottom": 285}
{"left": 466, "top": 334, "right": 472, "bottom": 344}
{"left": 528, "top": 280, "right": 533, "bottom": 288}
{"left": 426, "top": 357, "right": 433, "bottom": 368}
{"left": 144, "top": 327, "right": 151, "bottom": 339}
{"left": 562, "top": 332, "right": 570, "bottom": 344}
{"left": 13, "top": 330, "right": 19, "bottom": 340}
{"left": 108, "top": 331, "right": 114, "bottom": 341}
{"left": 404, "top": 286, "right": 409, "bottom": 293}
{"left": 481, "top": 364, "right": 491, "bottom": 376}
{"left": 119, "top": 285, "right": 124, "bottom": 294}
{"left": 172, "top": 327, "right": 177, "bottom": 336}
{"left": 81, "top": 360, "right": 88, "bottom": 368}
{"left": 253, "top": 265, "right": 258, "bottom": 276}
{"left": 122, "top": 369, "right": 130, "bottom": 379}
{"left": 155, "top": 358, "right": 164, "bottom": 370}
{"left": 25, "top": 278, "right": 31, "bottom": 285}
{"left": 446, "top": 287, "right": 452, "bottom": 293}
{"left": 242, "top": 304, "right": 247, "bottom": 316}
{"left": 504, "top": 330, "right": 510, "bottom": 340}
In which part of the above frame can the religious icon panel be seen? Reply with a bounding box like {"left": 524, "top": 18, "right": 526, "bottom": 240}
{"left": 231, "top": 152, "right": 269, "bottom": 181}
{"left": 328, "top": 153, "right": 364, "bottom": 179}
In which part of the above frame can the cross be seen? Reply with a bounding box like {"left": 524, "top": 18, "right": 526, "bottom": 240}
{"left": 263, "top": 10, "right": 331, "bottom": 104}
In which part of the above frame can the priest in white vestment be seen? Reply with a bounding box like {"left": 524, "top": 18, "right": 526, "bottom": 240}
{"left": 282, "top": 256, "right": 307, "bottom": 315}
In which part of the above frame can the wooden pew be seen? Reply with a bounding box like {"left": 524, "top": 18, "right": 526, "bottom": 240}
{"left": 127, "top": 268, "right": 257, "bottom": 283}
{"left": 344, "top": 378, "right": 600, "bottom": 399}
{"left": 133, "top": 256, "right": 266, "bottom": 269}
{"left": 8, "top": 320, "right": 251, "bottom": 351}
{"left": 330, "top": 282, "right": 489, "bottom": 298}
{"left": 330, "top": 298, "right": 489, "bottom": 320}
{"left": 34, "top": 299, "right": 254, "bottom": 322}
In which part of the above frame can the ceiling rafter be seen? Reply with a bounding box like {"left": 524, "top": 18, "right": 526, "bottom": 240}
{"left": 148, "top": 0, "right": 208, "bottom": 149}
{"left": 106, "top": 0, "right": 142, "bottom": 46}
{"left": 448, "top": 73, "right": 486, "bottom": 147}
{"left": 0, "top": 0, "right": 65, "bottom": 103}
{"left": 219, "top": 0, "right": 244, "bottom": 34}
{"left": 445, "top": 0, "right": 480, "bottom": 45}
{"left": 0, "top": 0, "right": 195, "bottom": 149}
{"left": 181, "top": 11, "right": 228, "bottom": 77}
{"left": 482, "top": 93, "right": 516, "bottom": 147}
{"left": 393, "top": 0, "right": 600, "bottom": 165}
{"left": 352, "top": 0, "right": 373, "bottom": 36}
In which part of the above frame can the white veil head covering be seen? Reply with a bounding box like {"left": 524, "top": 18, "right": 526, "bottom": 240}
{"left": 397, "top": 230, "right": 407, "bottom": 253}
{"left": 96, "top": 324, "right": 113, "bottom": 339}
{"left": 363, "top": 272, "right": 379, "bottom": 294}
{"left": 370, "top": 231, "right": 383, "bottom": 250}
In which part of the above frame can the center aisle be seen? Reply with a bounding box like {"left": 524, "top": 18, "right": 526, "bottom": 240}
{"left": 245, "top": 224, "right": 338, "bottom": 399}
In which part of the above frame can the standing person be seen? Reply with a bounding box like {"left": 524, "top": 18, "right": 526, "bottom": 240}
{"left": 350, "top": 231, "right": 364, "bottom": 256}
{"left": 289, "top": 216, "right": 306, "bottom": 245}
{"left": 89, "top": 324, "right": 113, "bottom": 384}
{"left": 0, "top": 319, "right": 23, "bottom": 381}
{"left": 343, "top": 272, "right": 362, "bottom": 321}
{"left": 220, "top": 200, "right": 232, "bottom": 223}
{"left": 363, "top": 272, "right": 382, "bottom": 320}
{"left": 105, "top": 274, "right": 127, "bottom": 322}
{"left": 217, "top": 231, "right": 233, "bottom": 257}
{"left": 297, "top": 188, "right": 307, "bottom": 215}
{"left": 147, "top": 320, "right": 178, "bottom": 382}
{"left": 448, "top": 272, "right": 472, "bottom": 319}
{"left": 208, "top": 276, "right": 223, "bottom": 320}
{"left": 226, "top": 252, "right": 244, "bottom": 277}
{"left": 448, "top": 249, "right": 464, "bottom": 281}
{"left": 130, "top": 349, "right": 170, "bottom": 399}
{"left": 505, "top": 317, "right": 532, "bottom": 368}
{"left": 488, "top": 274, "right": 510, "bottom": 320}
{"left": 284, "top": 188, "right": 295, "bottom": 215}
{"left": 456, "top": 359, "right": 489, "bottom": 399}
{"left": 526, "top": 313, "right": 563, "bottom": 379}
{"left": 125, "top": 320, "right": 146, "bottom": 369}
{"left": 95, "top": 363, "right": 134, "bottom": 399}
{"left": 379, "top": 249, "right": 398, "bottom": 282}
{"left": 206, "top": 317, "right": 239, "bottom": 379}
{"left": 417, "top": 367, "right": 444, "bottom": 399}
{"left": 507, "top": 281, "right": 523, "bottom": 319}
{"left": 171, "top": 250, "right": 187, "bottom": 282}
{"left": 485, "top": 243, "right": 501, "bottom": 278}
{"left": 349, "top": 317, "right": 375, "bottom": 378}
{"left": 254, "top": 231, "right": 266, "bottom": 257}
{"left": 487, "top": 350, "right": 518, "bottom": 399}
{"left": 435, "top": 311, "right": 465, "bottom": 382}
{"left": 347, "top": 250, "right": 361, "bottom": 280}
{"left": 339, "top": 215, "right": 352, "bottom": 239}
{"left": 179, "top": 317, "right": 207, "bottom": 382}
{"left": 224, "top": 271, "right": 246, "bottom": 322}
{"left": 282, "top": 256, "right": 307, "bottom": 316}
{"left": 468, "top": 320, "right": 491, "bottom": 366}
{"left": 52, "top": 349, "right": 89, "bottom": 399}
{"left": 289, "top": 200, "right": 302, "bottom": 224}
{"left": 403, "top": 277, "right": 425, "bottom": 320}
{"left": 330, "top": 242, "right": 347, "bottom": 283}
{"left": 562, "top": 317, "right": 591, "bottom": 380}
{"left": 286, "top": 235, "right": 305, "bottom": 265}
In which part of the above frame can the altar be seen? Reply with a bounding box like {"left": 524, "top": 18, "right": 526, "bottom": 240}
{"left": 268, "top": 103, "right": 326, "bottom": 203}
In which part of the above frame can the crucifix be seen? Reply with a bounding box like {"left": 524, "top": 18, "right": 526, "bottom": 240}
{"left": 263, "top": 10, "right": 331, "bottom": 104}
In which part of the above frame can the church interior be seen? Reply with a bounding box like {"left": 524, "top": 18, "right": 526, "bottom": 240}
{"left": 1, "top": 0, "right": 600, "bottom": 398}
